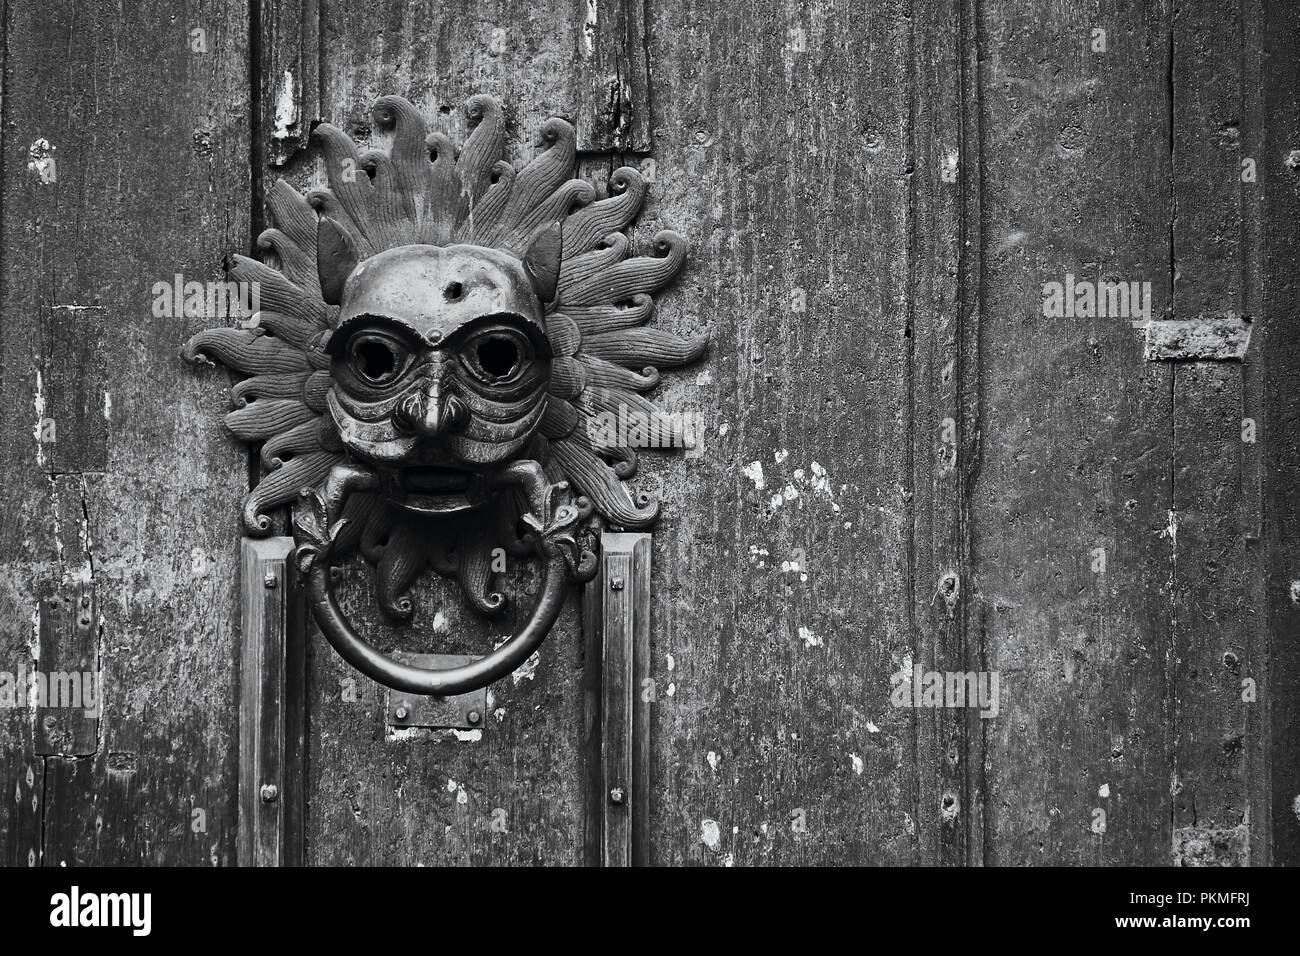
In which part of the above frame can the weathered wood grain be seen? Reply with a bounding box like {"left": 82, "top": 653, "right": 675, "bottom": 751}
{"left": 1259, "top": 0, "right": 1300, "bottom": 867}
{"left": 314, "top": 0, "right": 602, "bottom": 151}
{"left": 1168, "top": 0, "right": 1254, "bottom": 865}
{"left": 33, "top": 476, "right": 99, "bottom": 759}
{"left": 38, "top": 306, "right": 109, "bottom": 474}
{"left": 0, "top": 0, "right": 250, "bottom": 865}
{"left": 645, "top": 0, "right": 916, "bottom": 865}
{"left": 974, "top": 2, "right": 1177, "bottom": 864}
{"left": 261, "top": 0, "right": 322, "bottom": 168}
{"left": 907, "top": 0, "right": 985, "bottom": 866}
{"left": 1237, "top": 0, "right": 1268, "bottom": 869}
{"left": 573, "top": 0, "right": 652, "bottom": 152}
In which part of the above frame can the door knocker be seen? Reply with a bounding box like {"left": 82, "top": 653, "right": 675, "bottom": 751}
{"left": 184, "top": 95, "right": 706, "bottom": 694}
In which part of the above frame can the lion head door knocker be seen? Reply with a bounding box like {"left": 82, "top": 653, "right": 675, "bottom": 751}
{"left": 184, "top": 95, "right": 706, "bottom": 696}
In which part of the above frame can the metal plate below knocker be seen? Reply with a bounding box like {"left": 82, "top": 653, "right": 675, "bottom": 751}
{"left": 385, "top": 654, "right": 488, "bottom": 730}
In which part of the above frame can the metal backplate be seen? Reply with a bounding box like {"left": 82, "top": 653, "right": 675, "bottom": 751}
{"left": 385, "top": 654, "right": 488, "bottom": 730}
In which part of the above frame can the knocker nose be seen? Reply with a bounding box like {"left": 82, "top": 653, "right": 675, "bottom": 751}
{"left": 393, "top": 384, "right": 468, "bottom": 437}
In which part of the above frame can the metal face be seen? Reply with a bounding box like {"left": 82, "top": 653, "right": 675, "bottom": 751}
{"left": 327, "top": 243, "right": 553, "bottom": 513}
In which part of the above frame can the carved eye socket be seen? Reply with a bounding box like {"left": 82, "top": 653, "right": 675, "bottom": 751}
{"left": 460, "top": 328, "right": 531, "bottom": 384}
{"left": 347, "top": 332, "right": 410, "bottom": 386}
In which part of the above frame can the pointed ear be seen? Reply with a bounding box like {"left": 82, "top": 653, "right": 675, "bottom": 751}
{"left": 317, "top": 217, "right": 360, "bottom": 305}
{"left": 522, "top": 221, "right": 563, "bottom": 304}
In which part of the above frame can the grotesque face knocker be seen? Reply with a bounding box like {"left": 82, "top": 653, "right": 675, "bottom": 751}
{"left": 185, "top": 95, "right": 706, "bottom": 695}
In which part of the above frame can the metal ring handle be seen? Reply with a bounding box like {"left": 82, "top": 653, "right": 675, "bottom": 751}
{"left": 291, "top": 460, "right": 594, "bottom": 697}
{"left": 303, "top": 548, "right": 570, "bottom": 696}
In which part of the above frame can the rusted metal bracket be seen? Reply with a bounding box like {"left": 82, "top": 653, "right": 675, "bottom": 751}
{"left": 584, "top": 532, "right": 651, "bottom": 866}
{"left": 1143, "top": 313, "right": 1253, "bottom": 360}
{"left": 386, "top": 653, "right": 488, "bottom": 730}
{"left": 239, "top": 537, "right": 306, "bottom": 867}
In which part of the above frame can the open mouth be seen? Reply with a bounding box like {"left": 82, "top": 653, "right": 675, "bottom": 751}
{"left": 383, "top": 466, "right": 489, "bottom": 515}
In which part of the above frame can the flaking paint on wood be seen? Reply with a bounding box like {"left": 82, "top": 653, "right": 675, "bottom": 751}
{"left": 0, "top": 0, "right": 250, "bottom": 865}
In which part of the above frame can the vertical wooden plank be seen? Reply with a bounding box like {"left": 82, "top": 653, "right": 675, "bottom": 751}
{"left": 28, "top": 311, "right": 106, "bottom": 758}
{"left": 1169, "top": 366, "right": 1250, "bottom": 866}
{"left": 262, "top": 0, "right": 321, "bottom": 167}
{"left": 0, "top": 748, "right": 43, "bottom": 869}
{"left": 954, "top": 0, "right": 989, "bottom": 865}
{"left": 1167, "top": 1, "right": 1252, "bottom": 865}
{"left": 587, "top": 532, "right": 651, "bottom": 866}
{"left": 907, "top": 0, "right": 985, "bottom": 867}
{"left": 647, "top": 0, "right": 916, "bottom": 864}
{"left": 30, "top": 307, "right": 107, "bottom": 765}
{"left": 239, "top": 537, "right": 301, "bottom": 867}
{"left": 33, "top": 476, "right": 100, "bottom": 759}
{"left": 975, "top": 1, "right": 1176, "bottom": 863}
{"left": 574, "top": 0, "right": 651, "bottom": 152}
{"left": 1237, "top": 0, "right": 1267, "bottom": 866}
{"left": 0, "top": 0, "right": 251, "bottom": 865}
{"left": 0, "top": 0, "right": 44, "bottom": 870}
{"left": 38, "top": 306, "right": 109, "bottom": 475}
{"left": 1259, "top": 0, "right": 1300, "bottom": 867}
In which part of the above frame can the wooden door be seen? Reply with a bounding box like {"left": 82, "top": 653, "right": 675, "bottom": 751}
{"left": 2, "top": 0, "right": 1298, "bottom": 867}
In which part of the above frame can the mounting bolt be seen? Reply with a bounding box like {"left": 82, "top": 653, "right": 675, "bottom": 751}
{"left": 610, "top": 576, "right": 625, "bottom": 591}
{"left": 260, "top": 784, "right": 279, "bottom": 803}
{"left": 467, "top": 710, "right": 482, "bottom": 725}
{"left": 263, "top": 572, "right": 278, "bottom": 589}
{"left": 609, "top": 787, "right": 626, "bottom": 805}
{"left": 394, "top": 702, "right": 409, "bottom": 721}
